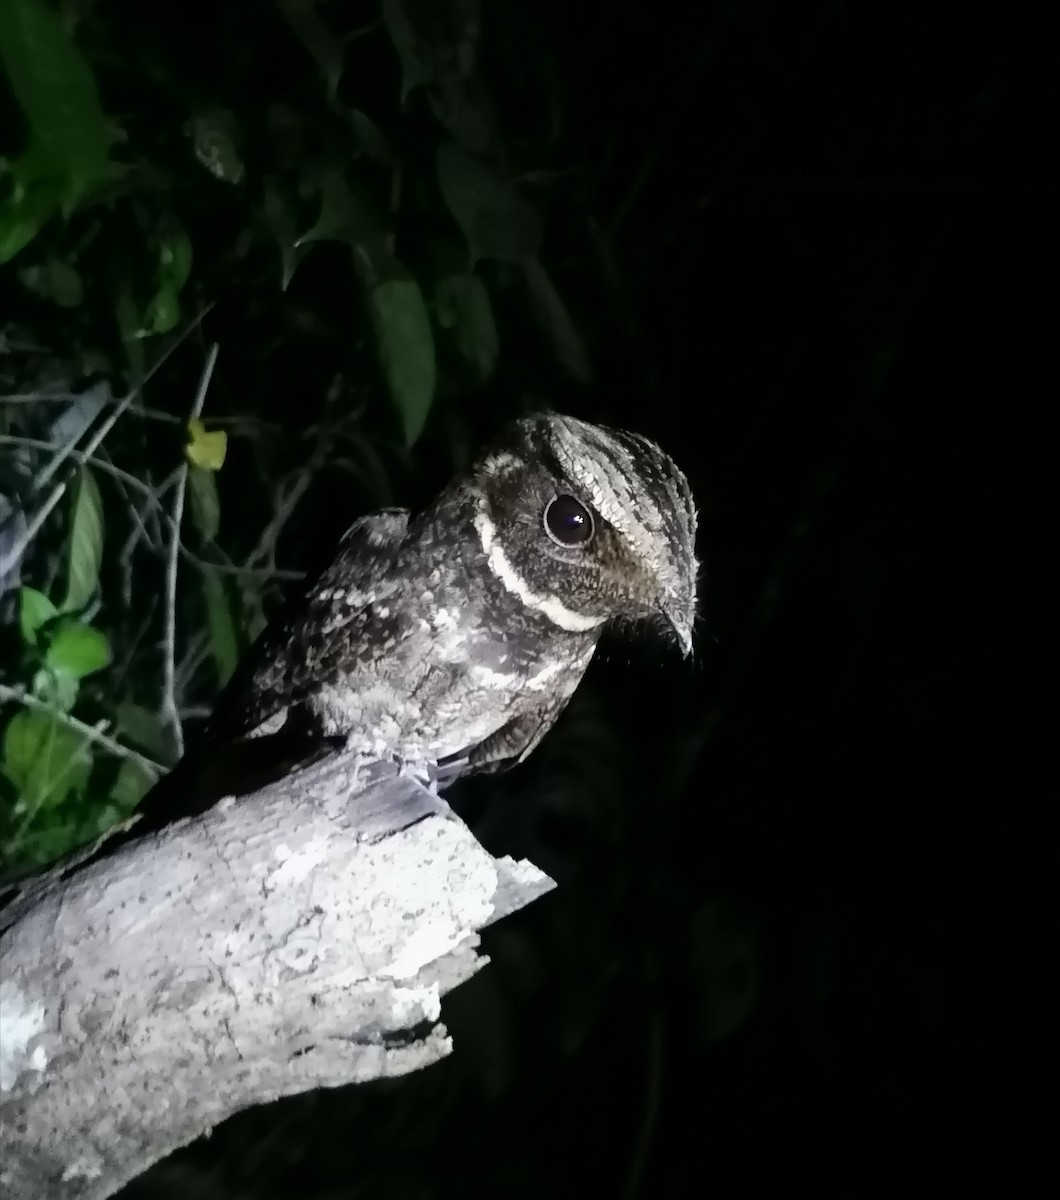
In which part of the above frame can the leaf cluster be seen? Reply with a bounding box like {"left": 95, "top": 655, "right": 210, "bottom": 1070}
{"left": 0, "top": 0, "right": 592, "bottom": 871}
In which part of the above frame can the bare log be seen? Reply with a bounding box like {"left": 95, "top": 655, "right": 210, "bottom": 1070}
{"left": 0, "top": 757, "right": 554, "bottom": 1199}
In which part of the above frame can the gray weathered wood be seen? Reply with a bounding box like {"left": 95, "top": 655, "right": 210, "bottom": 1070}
{"left": 0, "top": 755, "right": 554, "bottom": 1199}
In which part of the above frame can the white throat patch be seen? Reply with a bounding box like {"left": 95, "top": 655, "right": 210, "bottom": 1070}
{"left": 473, "top": 510, "right": 604, "bottom": 633}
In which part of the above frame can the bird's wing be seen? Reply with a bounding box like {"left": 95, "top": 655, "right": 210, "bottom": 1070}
{"left": 462, "top": 688, "right": 577, "bottom": 776}
{"left": 198, "top": 509, "right": 410, "bottom": 746}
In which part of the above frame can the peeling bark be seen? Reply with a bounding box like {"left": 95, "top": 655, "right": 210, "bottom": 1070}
{"left": 0, "top": 757, "right": 554, "bottom": 1199}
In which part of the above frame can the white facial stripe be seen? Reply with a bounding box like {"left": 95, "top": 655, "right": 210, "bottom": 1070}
{"left": 474, "top": 511, "right": 604, "bottom": 633}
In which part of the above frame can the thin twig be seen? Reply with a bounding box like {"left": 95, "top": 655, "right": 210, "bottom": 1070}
{"left": 245, "top": 421, "right": 337, "bottom": 569}
{"left": 1, "top": 437, "right": 172, "bottom": 522}
{"left": 0, "top": 392, "right": 85, "bottom": 405}
{"left": 84, "top": 445, "right": 302, "bottom": 580}
{"left": 246, "top": 475, "right": 312, "bottom": 569}
{"left": 199, "top": 559, "right": 303, "bottom": 582}
{"left": 30, "top": 400, "right": 95, "bottom": 493}
{"left": 1, "top": 394, "right": 280, "bottom": 437}
{"left": 118, "top": 492, "right": 165, "bottom": 605}
{"left": 110, "top": 606, "right": 158, "bottom": 698}
{"left": 246, "top": 468, "right": 316, "bottom": 570}
{"left": 174, "top": 630, "right": 211, "bottom": 699}
{"left": 160, "top": 344, "right": 219, "bottom": 760}
{"left": 117, "top": 466, "right": 180, "bottom": 572}
{"left": 0, "top": 309, "right": 214, "bottom": 583}
{"left": 178, "top": 705, "right": 214, "bottom": 722}
{"left": 0, "top": 437, "right": 298, "bottom": 582}
{"left": 0, "top": 684, "right": 163, "bottom": 778}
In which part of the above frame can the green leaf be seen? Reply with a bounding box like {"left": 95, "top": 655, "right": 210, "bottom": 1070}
{"left": 2, "top": 709, "right": 91, "bottom": 811}
{"left": 186, "top": 422, "right": 227, "bottom": 471}
{"left": 189, "top": 109, "right": 244, "bottom": 184}
{"left": 0, "top": 147, "right": 64, "bottom": 262}
{"left": 0, "top": 198, "right": 55, "bottom": 263}
{"left": 142, "top": 283, "right": 180, "bottom": 334}
{"left": 31, "top": 666, "right": 79, "bottom": 712}
{"left": 19, "top": 586, "right": 58, "bottom": 645}
{"left": 90, "top": 803, "right": 126, "bottom": 838}
{"left": 382, "top": 0, "right": 439, "bottom": 97}
{"left": 279, "top": 0, "right": 347, "bottom": 99}
{"left": 111, "top": 759, "right": 153, "bottom": 813}
{"left": 3, "top": 817, "right": 82, "bottom": 871}
{"left": 62, "top": 467, "right": 103, "bottom": 611}
{"left": 263, "top": 175, "right": 310, "bottom": 291}
{"left": 457, "top": 281, "right": 499, "bottom": 378}
{"left": 0, "top": 0, "right": 110, "bottom": 201}
{"left": 382, "top": 0, "right": 481, "bottom": 101}
{"left": 158, "top": 226, "right": 193, "bottom": 291}
{"left": 437, "top": 274, "right": 499, "bottom": 380}
{"left": 367, "top": 277, "right": 436, "bottom": 445}
{"left": 115, "top": 282, "right": 146, "bottom": 376}
{"left": 241, "top": 583, "right": 268, "bottom": 643}
{"left": 116, "top": 702, "right": 167, "bottom": 758}
{"left": 297, "top": 169, "right": 361, "bottom": 247}
{"left": 202, "top": 569, "right": 238, "bottom": 686}
{"left": 435, "top": 277, "right": 461, "bottom": 330}
{"left": 18, "top": 256, "right": 83, "bottom": 306}
{"left": 187, "top": 465, "right": 221, "bottom": 542}
{"left": 349, "top": 109, "right": 393, "bottom": 167}
{"left": 523, "top": 259, "right": 593, "bottom": 384}
{"left": 141, "top": 227, "right": 194, "bottom": 333}
{"left": 437, "top": 145, "right": 542, "bottom": 263}
{"left": 45, "top": 621, "right": 110, "bottom": 679}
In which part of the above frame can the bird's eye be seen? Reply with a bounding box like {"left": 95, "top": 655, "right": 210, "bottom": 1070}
{"left": 544, "top": 494, "right": 595, "bottom": 547}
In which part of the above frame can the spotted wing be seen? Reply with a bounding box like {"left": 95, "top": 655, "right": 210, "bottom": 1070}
{"left": 197, "top": 509, "right": 410, "bottom": 747}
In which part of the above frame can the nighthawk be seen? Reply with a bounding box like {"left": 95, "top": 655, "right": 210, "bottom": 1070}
{"left": 137, "top": 412, "right": 698, "bottom": 828}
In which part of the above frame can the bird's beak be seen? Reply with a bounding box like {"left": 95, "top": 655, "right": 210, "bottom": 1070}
{"left": 662, "top": 590, "right": 696, "bottom": 658}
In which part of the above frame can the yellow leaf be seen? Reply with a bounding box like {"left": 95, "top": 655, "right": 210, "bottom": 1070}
{"left": 185, "top": 419, "right": 227, "bottom": 470}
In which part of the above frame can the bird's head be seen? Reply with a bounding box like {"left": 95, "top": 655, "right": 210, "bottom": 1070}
{"left": 466, "top": 413, "right": 699, "bottom": 655}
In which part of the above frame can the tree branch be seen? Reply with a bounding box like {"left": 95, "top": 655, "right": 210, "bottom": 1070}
{"left": 0, "top": 757, "right": 554, "bottom": 1199}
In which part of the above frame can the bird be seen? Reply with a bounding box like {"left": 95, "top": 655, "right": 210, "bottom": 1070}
{"left": 132, "top": 411, "right": 699, "bottom": 832}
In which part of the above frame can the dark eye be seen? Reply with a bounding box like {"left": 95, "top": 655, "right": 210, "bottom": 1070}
{"left": 544, "top": 494, "right": 595, "bottom": 546}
